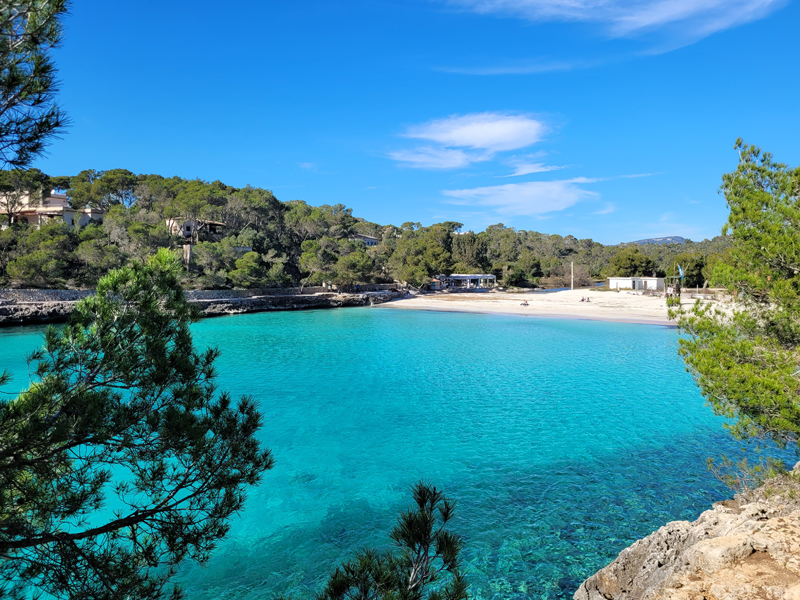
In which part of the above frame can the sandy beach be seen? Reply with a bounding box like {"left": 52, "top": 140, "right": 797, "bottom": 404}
{"left": 379, "top": 288, "right": 688, "bottom": 326}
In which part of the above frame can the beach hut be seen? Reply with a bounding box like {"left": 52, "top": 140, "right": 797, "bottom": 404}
{"left": 607, "top": 276, "right": 664, "bottom": 291}
{"left": 439, "top": 274, "right": 497, "bottom": 289}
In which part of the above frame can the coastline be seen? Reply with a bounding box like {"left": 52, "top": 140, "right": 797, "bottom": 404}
{"left": 0, "top": 287, "right": 700, "bottom": 327}
{"left": 379, "top": 289, "right": 685, "bottom": 326}
{"left": 0, "top": 289, "right": 402, "bottom": 326}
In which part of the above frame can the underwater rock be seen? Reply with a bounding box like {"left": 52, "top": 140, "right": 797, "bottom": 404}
{"left": 574, "top": 466, "right": 800, "bottom": 600}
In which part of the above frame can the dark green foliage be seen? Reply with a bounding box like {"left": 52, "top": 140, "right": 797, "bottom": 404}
{"left": 315, "top": 482, "right": 468, "bottom": 600}
{"left": 285, "top": 201, "right": 357, "bottom": 244}
{"left": 674, "top": 140, "right": 800, "bottom": 478}
{"left": 228, "top": 250, "right": 289, "bottom": 288}
{"left": 102, "top": 205, "right": 174, "bottom": 261}
{"left": 670, "top": 252, "right": 706, "bottom": 287}
{"left": 387, "top": 224, "right": 454, "bottom": 287}
{"left": 607, "top": 247, "right": 658, "bottom": 277}
{"left": 69, "top": 168, "right": 138, "bottom": 211}
{"left": 5, "top": 220, "right": 76, "bottom": 285}
{"left": 0, "top": 1, "right": 69, "bottom": 169}
{"left": 514, "top": 249, "right": 541, "bottom": 281}
{"left": 0, "top": 249, "right": 273, "bottom": 599}
{"left": 451, "top": 232, "right": 488, "bottom": 273}
{"left": 299, "top": 237, "right": 344, "bottom": 285}
{"left": 0, "top": 165, "right": 731, "bottom": 289}
{"left": 74, "top": 222, "right": 126, "bottom": 284}
{"left": 335, "top": 250, "right": 373, "bottom": 287}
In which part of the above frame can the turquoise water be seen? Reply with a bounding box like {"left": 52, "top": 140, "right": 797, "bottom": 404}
{"left": 0, "top": 308, "right": 739, "bottom": 599}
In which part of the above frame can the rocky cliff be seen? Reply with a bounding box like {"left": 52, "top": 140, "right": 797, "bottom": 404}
{"left": 575, "top": 466, "right": 800, "bottom": 600}
{"left": 0, "top": 290, "right": 401, "bottom": 325}
{"left": 192, "top": 290, "right": 400, "bottom": 317}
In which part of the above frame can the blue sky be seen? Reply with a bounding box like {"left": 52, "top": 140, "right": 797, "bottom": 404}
{"left": 35, "top": 0, "right": 800, "bottom": 244}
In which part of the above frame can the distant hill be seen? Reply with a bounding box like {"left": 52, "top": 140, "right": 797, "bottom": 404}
{"left": 627, "top": 236, "right": 686, "bottom": 246}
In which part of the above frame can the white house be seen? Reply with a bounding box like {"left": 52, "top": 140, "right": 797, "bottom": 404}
{"left": 437, "top": 274, "right": 497, "bottom": 289}
{"left": 352, "top": 233, "right": 378, "bottom": 247}
{"left": 0, "top": 192, "right": 102, "bottom": 228}
{"left": 165, "top": 218, "right": 226, "bottom": 240}
{"left": 607, "top": 276, "right": 665, "bottom": 291}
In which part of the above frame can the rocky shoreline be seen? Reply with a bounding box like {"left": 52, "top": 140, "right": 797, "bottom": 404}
{"left": 575, "top": 465, "right": 800, "bottom": 600}
{"left": 0, "top": 289, "right": 402, "bottom": 326}
{"left": 193, "top": 290, "right": 401, "bottom": 318}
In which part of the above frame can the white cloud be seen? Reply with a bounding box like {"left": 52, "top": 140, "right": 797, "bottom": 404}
{"left": 404, "top": 112, "right": 546, "bottom": 152}
{"left": 502, "top": 153, "right": 569, "bottom": 177}
{"left": 437, "top": 60, "right": 578, "bottom": 75}
{"left": 442, "top": 179, "right": 598, "bottom": 216}
{"left": 617, "top": 172, "right": 662, "bottom": 179}
{"left": 391, "top": 112, "right": 547, "bottom": 169}
{"left": 505, "top": 162, "right": 564, "bottom": 176}
{"left": 298, "top": 162, "right": 317, "bottom": 171}
{"left": 593, "top": 203, "right": 616, "bottom": 215}
{"left": 388, "top": 146, "right": 490, "bottom": 170}
{"left": 438, "top": 58, "right": 608, "bottom": 76}
{"left": 449, "top": 0, "right": 785, "bottom": 42}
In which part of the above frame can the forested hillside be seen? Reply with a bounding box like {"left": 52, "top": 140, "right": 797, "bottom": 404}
{"left": 0, "top": 168, "right": 730, "bottom": 289}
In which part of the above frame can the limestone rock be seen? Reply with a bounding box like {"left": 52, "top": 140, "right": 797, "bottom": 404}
{"left": 0, "top": 290, "right": 402, "bottom": 325}
{"left": 0, "top": 300, "right": 75, "bottom": 324}
{"left": 575, "top": 472, "right": 800, "bottom": 600}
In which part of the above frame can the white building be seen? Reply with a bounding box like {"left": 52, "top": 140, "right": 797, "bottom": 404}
{"left": 165, "top": 218, "right": 226, "bottom": 240}
{"left": 0, "top": 192, "right": 102, "bottom": 228}
{"left": 607, "top": 276, "right": 665, "bottom": 291}
{"left": 438, "top": 274, "right": 497, "bottom": 289}
{"left": 352, "top": 233, "right": 378, "bottom": 247}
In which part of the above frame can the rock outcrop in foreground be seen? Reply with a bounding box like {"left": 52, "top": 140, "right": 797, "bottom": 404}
{"left": 575, "top": 466, "right": 800, "bottom": 600}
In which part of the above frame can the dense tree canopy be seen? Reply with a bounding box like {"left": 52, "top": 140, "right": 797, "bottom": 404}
{"left": 607, "top": 247, "right": 658, "bottom": 277}
{"left": 0, "top": 250, "right": 274, "bottom": 599}
{"left": 69, "top": 168, "right": 138, "bottom": 211}
{"left": 0, "top": 165, "right": 731, "bottom": 290}
{"left": 674, "top": 140, "right": 800, "bottom": 464}
{"left": 670, "top": 252, "right": 706, "bottom": 288}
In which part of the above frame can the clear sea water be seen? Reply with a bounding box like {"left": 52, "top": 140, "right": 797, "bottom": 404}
{"left": 0, "top": 308, "right": 744, "bottom": 599}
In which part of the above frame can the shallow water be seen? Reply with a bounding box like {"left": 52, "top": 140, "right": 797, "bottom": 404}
{"left": 0, "top": 308, "right": 741, "bottom": 599}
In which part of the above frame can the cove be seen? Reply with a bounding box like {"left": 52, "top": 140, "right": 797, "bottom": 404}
{"left": 0, "top": 308, "right": 737, "bottom": 599}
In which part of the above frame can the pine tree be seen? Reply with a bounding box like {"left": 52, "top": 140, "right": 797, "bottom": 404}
{"left": 673, "top": 140, "right": 800, "bottom": 478}
{"left": 0, "top": 1, "right": 69, "bottom": 169}
{"left": 0, "top": 249, "right": 273, "bottom": 599}
{"left": 315, "top": 482, "right": 469, "bottom": 600}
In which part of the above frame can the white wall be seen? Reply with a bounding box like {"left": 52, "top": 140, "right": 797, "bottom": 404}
{"left": 638, "top": 278, "right": 664, "bottom": 290}
{"left": 608, "top": 278, "right": 634, "bottom": 289}
{"left": 608, "top": 277, "right": 665, "bottom": 290}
